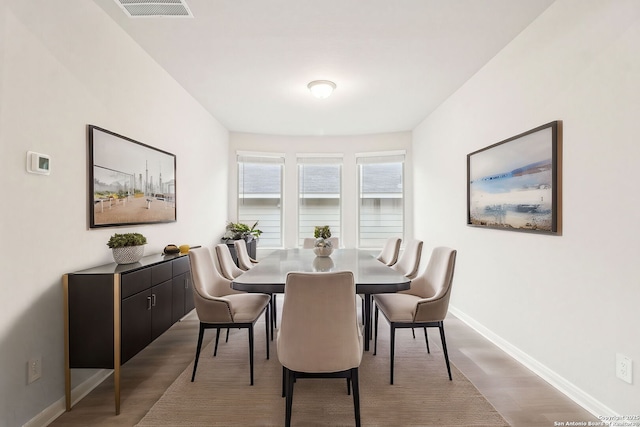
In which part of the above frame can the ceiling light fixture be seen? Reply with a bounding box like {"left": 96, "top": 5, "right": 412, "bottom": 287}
{"left": 307, "top": 80, "right": 336, "bottom": 99}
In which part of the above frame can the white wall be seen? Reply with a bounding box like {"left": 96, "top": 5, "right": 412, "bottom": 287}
{"left": 0, "top": 1, "right": 229, "bottom": 426}
{"left": 229, "top": 132, "right": 413, "bottom": 249}
{"left": 413, "top": 0, "right": 639, "bottom": 416}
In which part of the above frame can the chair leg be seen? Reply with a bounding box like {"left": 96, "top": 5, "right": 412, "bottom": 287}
{"left": 191, "top": 324, "right": 205, "bottom": 382}
{"left": 352, "top": 368, "right": 361, "bottom": 427}
{"left": 249, "top": 324, "right": 254, "bottom": 385}
{"left": 412, "top": 328, "right": 415, "bottom": 339}
{"left": 390, "top": 324, "right": 396, "bottom": 385}
{"left": 269, "top": 295, "right": 275, "bottom": 341}
{"left": 373, "top": 305, "right": 379, "bottom": 356}
{"left": 225, "top": 328, "right": 229, "bottom": 343}
{"left": 281, "top": 366, "right": 286, "bottom": 398}
{"left": 423, "top": 327, "right": 430, "bottom": 354}
{"left": 285, "top": 369, "right": 295, "bottom": 427}
{"left": 346, "top": 377, "right": 351, "bottom": 395}
{"left": 213, "top": 328, "right": 221, "bottom": 357}
{"left": 272, "top": 294, "right": 278, "bottom": 329}
{"left": 439, "top": 321, "right": 452, "bottom": 381}
{"left": 265, "top": 304, "right": 270, "bottom": 360}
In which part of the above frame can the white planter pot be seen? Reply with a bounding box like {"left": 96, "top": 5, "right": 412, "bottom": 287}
{"left": 112, "top": 245, "right": 145, "bottom": 264}
{"left": 313, "top": 244, "right": 333, "bottom": 257}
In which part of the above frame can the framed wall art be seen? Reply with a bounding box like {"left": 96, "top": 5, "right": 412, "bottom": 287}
{"left": 88, "top": 125, "right": 176, "bottom": 228}
{"left": 467, "top": 121, "right": 562, "bottom": 235}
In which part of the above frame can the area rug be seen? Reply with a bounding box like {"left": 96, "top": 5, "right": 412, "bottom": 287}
{"left": 137, "top": 318, "right": 508, "bottom": 426}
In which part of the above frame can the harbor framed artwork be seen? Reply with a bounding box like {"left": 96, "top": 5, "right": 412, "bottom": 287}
{"left": 467, "top": 121, "right": 562, "bottom": 234}
{"left": 88, "top": 125, "right": 177, "bottom": 228}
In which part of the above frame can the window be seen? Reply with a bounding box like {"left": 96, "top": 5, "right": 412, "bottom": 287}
{"left": 297, "top": 156, "right": 342, "bottom": 246}
{"left": 238, "top": 154, "right": 284, "bottom": 248}
{"left": 357, "top": 153, "right": 404, "bottom": 248}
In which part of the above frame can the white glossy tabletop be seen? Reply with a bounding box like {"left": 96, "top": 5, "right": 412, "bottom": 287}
{"left": 231, "top": 248, "right": 410, "bottom": 294}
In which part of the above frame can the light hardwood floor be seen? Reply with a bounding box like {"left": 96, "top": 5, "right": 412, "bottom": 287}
{"left": 50, "top": 309, "right": 598, "bottom": 427}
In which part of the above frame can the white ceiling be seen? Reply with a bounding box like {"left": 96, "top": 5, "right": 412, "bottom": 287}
{"left": 92, "top": 0, "right": 555, "bottom": 136}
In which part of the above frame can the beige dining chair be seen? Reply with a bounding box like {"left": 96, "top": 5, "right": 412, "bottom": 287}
{"left": 234, "top": 239, "right": 258, "bottom": 271}
{"left": 302, "top": 237, "right": 316, "bottom": 248}
{"left": 373, "top": 246, "right": 457, "bottom": 384}
{"left": 376, "top": 237, "right": 402, "bottom": 266}
{"left": 278, "top": 271, "right": 363, "bottom": 427}
{"left": 391, "top": 238, "right": 423, "bottom": 280}
{"left": 234, "top": 239, "right": 278, "bottom": 339}
{"left": 188, "top": 247, "right": 271, "bottom": 385}
{"left": 303, "top": 236, "right": 339, "bottom": 248}
{"left": 215, "top": 243, "right": 244, "bottom": 280}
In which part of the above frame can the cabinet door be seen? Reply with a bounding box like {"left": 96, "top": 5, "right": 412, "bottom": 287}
{"left": 184, "top": 272, "right": 195, "bottom": 314}
{"left": 68, "top": 274, "right": 116, "bottom": 368}
{"left": 121, "top": 290, "right": 152, "bottom": 364}
{"left": 151, "top": 280, "right": 173, "bottom": 340}
{"left": 171, "top": 274, "right": 186, "bottom": 323}
{"left": 171, "top": 257, "right": 194, "bottom": 321}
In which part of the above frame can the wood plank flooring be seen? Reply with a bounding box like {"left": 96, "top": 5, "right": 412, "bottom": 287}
{"left": 50, "top": 309, "right": 598, "bottom": 427}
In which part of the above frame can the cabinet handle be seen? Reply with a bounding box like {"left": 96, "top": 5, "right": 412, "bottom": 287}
{"left": 151, "top": 294, "right": 157, "bottom": 307}
{"left": 184, "top": 278, "right": 189, "bottom": 290}
{"left": 147, "top": 296, "right": 152, "bottom": 310}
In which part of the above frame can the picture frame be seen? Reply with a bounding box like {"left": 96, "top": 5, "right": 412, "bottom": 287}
{"left": 467, "top": 121, "right": 562, "bottom": 235}
{"left": 88, "top": 125, "right": 176, "bottom": 228}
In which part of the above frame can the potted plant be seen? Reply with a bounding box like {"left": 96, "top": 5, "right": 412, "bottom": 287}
{"left": 222, "top": 221, "right": 262, "bottom": 241}
{"left": 107, "top": 232, "right": 147, "bottom": 264}
{"left": 313, "top": 225, "right": 333, "bottom": 257}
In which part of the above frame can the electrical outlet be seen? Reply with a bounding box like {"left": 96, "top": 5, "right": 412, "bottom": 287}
{"left": 616, "top": 353, "right": 632, "bottom": 384}
{"left": 27, "top": 356, "right": 42, "bottom": 384}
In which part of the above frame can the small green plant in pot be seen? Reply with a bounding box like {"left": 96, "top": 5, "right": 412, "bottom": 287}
{"left": 314, "top": 225, "right": 331, "bottom": 240}
{"left": 107, "top": 233, "right": 147, "bottom": 264}
{"left": 223, "top": 221, "right": 262, "bottom": 241}
{"left": 313, "top": 226, "right": 333, "bottom": 257}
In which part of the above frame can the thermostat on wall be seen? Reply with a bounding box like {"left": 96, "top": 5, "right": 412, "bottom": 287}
{"left": 26, "top": 151, "right": 51, "bottom": 175}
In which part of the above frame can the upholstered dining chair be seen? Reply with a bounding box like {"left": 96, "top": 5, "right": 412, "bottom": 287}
{"left": 188, "top": 247, "right": 271, "bottom": 385}
{"left": 302, "top": 237, "right": 316, "bottom": 248}
{"left": 215, "top": 243, "right": 244, "bottom": 280}
{"left": 278, "top": 271, "right": 363, "bottom": 427}
{"left": 391, "top": 238, "right": 423, "bottom": 280}
{"left": 234, "top": 239, "right": 278, "bottom": 339}
{"left": 373, "top": 246, "right": 457, "bottom": 385}
{"left": 303, "top": 236, "right": 339, "bottom": 248}
{"left": 377, "top": 237, "right": 402, "bottom": 266}
{"left": 234, "top": 239, "right": 258, "bottom": 271}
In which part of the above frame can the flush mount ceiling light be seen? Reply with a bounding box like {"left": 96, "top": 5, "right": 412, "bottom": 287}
{"left": 307, "top": 80, "right": 336, "bottom": 99}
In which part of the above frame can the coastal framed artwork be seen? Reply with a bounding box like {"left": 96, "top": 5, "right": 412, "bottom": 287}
{"left": 88, "top": 125, "right": 176, "bottom": 228}
{"left": 467, "top": 121, "right": 562, "bottom": 235}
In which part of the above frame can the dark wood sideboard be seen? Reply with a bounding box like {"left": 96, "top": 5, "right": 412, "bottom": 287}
{"left": 62, "top": 253, "right": 194, "bottom": 415}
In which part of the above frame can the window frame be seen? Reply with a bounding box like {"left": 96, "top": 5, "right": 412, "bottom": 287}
{"left": 356, "top": 151, "right": 406, "bottom": 249}
{"left": 296, "top": 154, "right": 344, "bottom": 247}
{"left": 237, "top": 152, "right": 285, "bottom": 248}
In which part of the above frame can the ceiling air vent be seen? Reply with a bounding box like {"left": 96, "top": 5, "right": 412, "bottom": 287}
{"left": 112, "top": 0, "right": 193, "bottom": 18}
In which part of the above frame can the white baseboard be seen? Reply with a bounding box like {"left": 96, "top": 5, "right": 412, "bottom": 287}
{"left": 23, "top": 369, "right": 112, "bottom": 427}
{"left": 449, "top": 306, "right": 617, "bottom": 418}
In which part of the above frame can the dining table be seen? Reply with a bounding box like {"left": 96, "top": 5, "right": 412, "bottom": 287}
{"left": 230, "top": 248, "right": 411, "bottom": 351}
